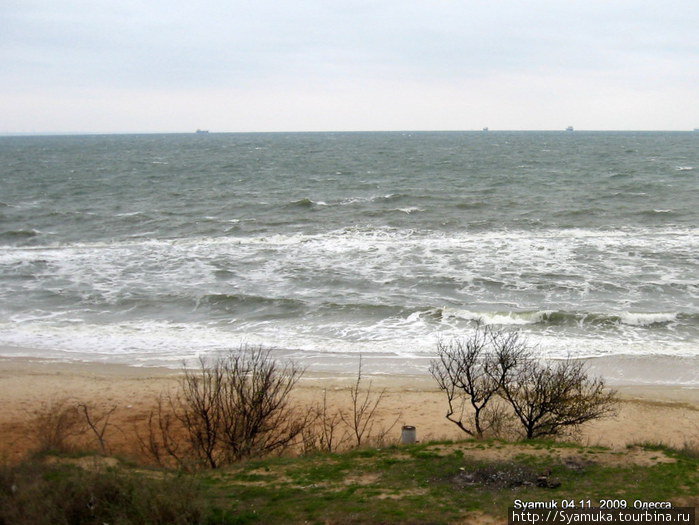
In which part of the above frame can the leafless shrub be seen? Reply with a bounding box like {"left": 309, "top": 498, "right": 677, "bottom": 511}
{"left": 341, "top": 357, "right": 399, "bottom": 447}
{"left": 301, "top": 389, "right": 350, "bottom": 454}
{"left": 485, "top": 329, "right": 532, "bottom": 388}
{"left": 133, "top": 348, "right": 402, "bottom": 466}
{"left": 499, "top": 357, "right": 618, "bottom": 439}
{"left": 482, "top": 328, "right": 535, "bottom": 439}
{"left": 134, "top": 395, "right": 186, "bottom": 468}
{"left": 176, "top": 357, "right": 225, "bottom": 468}
{"left": 29, "top": 398, "right": 84, "bottom": 453}
{"left": 431, "top": 325, "right": 617, "bottom": 441}
{"left": 216, "top": 347, "right": 308, "bottom": 462}
{"left": 137, "top": 346, "right": 308, "bottom": 469}
{"left": 301, "top": 372, "right": 401, "bottom": 455}
{"left": 316, "top": 389, "right": 348, "bottom": 452}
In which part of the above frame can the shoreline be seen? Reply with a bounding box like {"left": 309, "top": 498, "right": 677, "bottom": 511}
{"left": 1, "top": 355, "right": 697, "bottom": 399}
{"left": 1, "top": 343, "right": 698, "bottom": 387}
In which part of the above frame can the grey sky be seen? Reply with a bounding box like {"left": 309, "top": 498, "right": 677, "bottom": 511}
{"left": 2, "top": 0, "right": 697, "bottom": 132}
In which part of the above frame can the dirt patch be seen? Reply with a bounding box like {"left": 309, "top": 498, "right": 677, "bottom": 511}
{"left": 375, "top": 488, "right": 429, "bottom": 500}
{"left": 672, "top": 496, "right": 699, "bottom": 509}
{"left": 43, "top": 455, "right": 120, "bottom": 470}
{"left": 425, "top": 442, "right": 676, "bottom": 468}
{"left": 344, "top": 472, "right": 380, "bottom": 485}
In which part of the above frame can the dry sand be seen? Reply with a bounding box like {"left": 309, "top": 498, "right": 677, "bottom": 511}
{"left": 0, "top": 356, "right": 697, "bottom": 461}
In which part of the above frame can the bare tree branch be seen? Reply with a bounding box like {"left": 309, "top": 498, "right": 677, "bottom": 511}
{"left": 77, "top": 403, "right": 117, "bottom": 455}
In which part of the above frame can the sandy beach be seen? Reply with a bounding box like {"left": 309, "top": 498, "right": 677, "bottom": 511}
{"left": 1, "top": 356, "right": 697, "bottom": 462}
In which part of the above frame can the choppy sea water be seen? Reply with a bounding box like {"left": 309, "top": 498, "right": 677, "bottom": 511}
{"left": 0, "top": 132, "right": 697, "bottom": 384}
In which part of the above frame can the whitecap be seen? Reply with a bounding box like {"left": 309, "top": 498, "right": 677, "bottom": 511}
{"left": 439, "top": 308, "right": 552, "bottom": 326}
{"left": 618, "top": 312, "right": 677, "bottom": 326}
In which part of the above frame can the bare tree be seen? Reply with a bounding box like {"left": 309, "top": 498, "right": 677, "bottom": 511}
{"left": 498, "top": 357, "right": 617, "bottom": 439}
{"left": 431, "top": 325, "right": 617, "bottom": 441}
{"left": 341, "top": 356, "right": 398, "bottom": 447}
{"left": 485, "top": 329, "right": 531, "bottom": 389}
{"left": 430, "top": 324, "right": 524, "bottom": 438}
{"left": 430, "top": 333, "right": 497, "bottom": 438}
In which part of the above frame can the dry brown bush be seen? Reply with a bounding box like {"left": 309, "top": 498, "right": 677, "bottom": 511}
{"left": 216, "top": 348, "right": 309, "bottom": 462}
{"left": 498, "top": 356, "right": 618, "bottom": 439}
{"left": 134, "top": 395, "right": 187, "bottom": 468}
{"left": 20, "top": 350, "right": 402, "bottom": 468}
{"left": 137, "top": 346, "right": 310, "bottom": 469}
{"left": 28, "top": 399, "right": 122, "bottom": 456}
{"left": 29, "top": 398, "right": 84, "bottom": 453}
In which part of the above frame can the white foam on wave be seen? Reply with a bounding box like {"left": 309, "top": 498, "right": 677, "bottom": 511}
{"left": 439, "top": 308, "right": 553, "bottom": 326}
{"left": 400, "top": 307, "right": 688, "bottom": 330}
{"left": 0, "top": 320, "right": 240, "bottom": 362}
{"left": 286, "top": 194, "right": 401, "bottom": 208}
{"left": 1, "top": 224, "right": 697, "bottom": 372}
{"left": 1, "top": 316, "right": 697, "bottom": 377}
{"left": 618, "top": 312, "right": 678, "bottom": 326}
{"left": 3, "top": 224, "right": 697, "bottom": 252}
{"left": 1, "top": 225, "right": 697, "bottom": 313}
{"left": 114, "top": 211, "right": 147, "bottom": 217}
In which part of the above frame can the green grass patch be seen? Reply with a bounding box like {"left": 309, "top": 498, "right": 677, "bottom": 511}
{"left": 3, "top": 439, "right": 697, "bottom": 524}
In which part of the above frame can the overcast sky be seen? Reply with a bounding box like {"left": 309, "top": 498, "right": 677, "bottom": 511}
{"left": 2, "top": 0, "right": 698, "bottom": 133}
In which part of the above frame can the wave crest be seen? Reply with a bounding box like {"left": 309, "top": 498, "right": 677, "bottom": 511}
{"left": 420, "top": 308, "right": 685, "bottom": 328}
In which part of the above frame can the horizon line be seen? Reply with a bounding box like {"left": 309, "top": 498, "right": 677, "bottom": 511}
{"left": 2, "top": 128, "right": 698, "bottom": 137}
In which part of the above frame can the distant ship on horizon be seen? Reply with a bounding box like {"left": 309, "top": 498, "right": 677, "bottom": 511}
{"left": 566, "top": 126, "right": 574, "bottom": 132}
{"left": 195, "top": 129, "right": 209, "bottom": 134}
{"left": 482, "top": 127, "right": 489, "bottom": 132}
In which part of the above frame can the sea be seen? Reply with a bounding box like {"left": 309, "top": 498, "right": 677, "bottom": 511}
{"left": 1, "top": 131, "right": 697, "bottom": 385}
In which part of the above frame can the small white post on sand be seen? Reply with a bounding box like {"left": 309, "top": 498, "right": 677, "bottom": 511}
{"left": 401, "top": 425, "right": 417, "bottom": 444}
